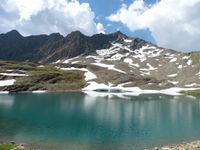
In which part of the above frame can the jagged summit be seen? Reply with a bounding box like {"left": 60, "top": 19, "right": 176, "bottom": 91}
{"left": 0, "top": 30, "right": 23, "bottom": 40}
{"left": 111, "top": 30, "right": 128, "bottom": 38}
{"left": 0, "top": 29, "right": 152, "bottom": 62}
{"left": 5, "top": 30, "right": 22, "bottom": 36}
{"left": 66, "top": 30, "right": 86, "bottom": 38}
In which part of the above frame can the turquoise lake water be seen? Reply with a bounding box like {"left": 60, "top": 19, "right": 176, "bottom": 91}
{"left": 0, "top": 92, "right": 200, "bottom": 150}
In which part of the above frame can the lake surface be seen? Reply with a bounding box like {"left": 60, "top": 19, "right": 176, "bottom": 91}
{"left": 0, "top": 92, "right": 200, "bottom": 150}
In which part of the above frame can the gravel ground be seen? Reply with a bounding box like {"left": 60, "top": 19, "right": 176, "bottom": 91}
{"left": 149, "top": 140, "right": 200, "bottom": 150}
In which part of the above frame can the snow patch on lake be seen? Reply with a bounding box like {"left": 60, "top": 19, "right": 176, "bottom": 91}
{"left": 83, "top": 82, "right": 109, "bottom": 91}
{"left": 0, "top": 91, "right": 9, "bottom": 94}
{"left": 32, "top": 90, "right": 47, "bottom": 93}
{"left": 83, "top": 81, "right": 200, "bottom": 96}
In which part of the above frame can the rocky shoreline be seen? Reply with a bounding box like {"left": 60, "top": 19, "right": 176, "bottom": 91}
{"left": 1, "top": 140, "right": 200, "bottom": 150}
{"left": 149, "top": 140, "right": 200, "bottom": 150}
{"left": 0, "top": 142, "right": 26, "bottom": 150}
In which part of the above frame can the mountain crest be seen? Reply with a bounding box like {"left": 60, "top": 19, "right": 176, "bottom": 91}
{"left": 0, "top": 29, "right": 170, "bottom": 62}
{"left": 2, "top": 30, "right": 23, "bottom": 39}
{"left": 0, "top": 30, "right": 199, "bottom": 89}
{"left": 6, "top": 30, "right": 21, "bottom": 35}
{"left": 112, "top": 30, "right": 127, "bottom": 38}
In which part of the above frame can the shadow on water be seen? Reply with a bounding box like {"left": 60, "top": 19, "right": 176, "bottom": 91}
{"left": 0, "top": 92, "right": 200, "bottom": 150}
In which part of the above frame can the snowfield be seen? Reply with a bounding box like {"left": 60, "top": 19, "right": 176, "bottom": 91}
{"left": 32, "top": 90, "right": 47, "bottom": 93}
{"left": 0, "top": 79, "right": 16, "bottom": 87}
{"left": 170, "top": 58, "right": 177, "bottom": 63}
{"left": 167, "top": 74, "right": 177, "bottom": 77}
{"left": 92, "top": 62, "right": 126, "bottom": 73}
{"left": 82, "top": 81, "right": 200, "bottom": 96}
{"left": 0, "top": 73, "right": 28, "bottom": 77}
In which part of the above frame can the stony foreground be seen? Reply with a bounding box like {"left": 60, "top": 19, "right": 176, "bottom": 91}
{"left": 150, "top": 140, "right": 200, "bottom": 150}
{"left": 0, "top": 143, "right": 25, "bottom": 150}
{"left": 1, "top": 141, "right": 200, "bottom": 150}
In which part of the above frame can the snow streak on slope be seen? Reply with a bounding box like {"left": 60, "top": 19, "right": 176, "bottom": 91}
{"left": 0, "top": 79, "right": 16, "bottom": 87}
{"left": 57, "top": 37, "right": 200, "bottom": 90}
{"left": 92, "top": 62, "right": 125, "bottom": 73}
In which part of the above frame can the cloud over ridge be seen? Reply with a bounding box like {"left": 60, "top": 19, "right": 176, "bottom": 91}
{"left": 0, "top": 0, "right": 104, "bottom": 36}
{"left": 107, "top": 0, "right": 200, "bottom": 51}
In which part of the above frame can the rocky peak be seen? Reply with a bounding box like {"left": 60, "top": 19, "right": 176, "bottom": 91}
{"left": 129, "top": 38, "right": 151, "bottom": 50}
{"left": 0, "top": 29, "right": 157, "bottom": 62}
{"left": 112, "top": 30, "right": 127, "bottom": 38}
{"left": 0, "top": 30, "right": 23, "bottom": 41}
{"left": 65, "top": 31, "right": 86, "bottom": 41}
{"left": 49, "top": 33, "right": 63, "bottom": 39}
{"left": 5, "top": 30, "right": 22, "bottom": 37}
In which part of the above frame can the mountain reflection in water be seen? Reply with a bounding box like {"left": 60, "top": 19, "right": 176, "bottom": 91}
{"left": 0, "top": 92, "right": 199, "bottom": 150}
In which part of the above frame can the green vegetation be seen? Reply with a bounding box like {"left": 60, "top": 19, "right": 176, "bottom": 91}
{"left": 0, "top": 60, "right": 86, "bottom": 92}
{"left": 14, "top": 67, "right": 86, "bottom": 92}
{"left": 191, "top": 52, "right": 200, "bottom": 65}
{"left": 0, "top": 144, "right": 16, "bottom": 150}
{"left": 0, "top": 61, "right": 37, "bottom": 71}
{"left": 56, "top": 63, "right": 87, "bottom": 69}
{"left": 183, "top": 90, "right": 200, "bottom": 97}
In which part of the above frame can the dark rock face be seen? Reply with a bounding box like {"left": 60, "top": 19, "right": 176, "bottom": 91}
{"left": 0, "top": 30, "right": 147, "bottom": 62}
{"left": 130, "top": 38, "right": 150, "bottom": 50}
{"left": 0, "top": 30, "right": 63, "bottom": 61}
{"left": 38, "top": 31, "right": 129, "bottom": 62}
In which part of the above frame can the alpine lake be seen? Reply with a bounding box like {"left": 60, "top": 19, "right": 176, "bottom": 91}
{"left": 0, "top": 92, "right": 200, "bottom": 150}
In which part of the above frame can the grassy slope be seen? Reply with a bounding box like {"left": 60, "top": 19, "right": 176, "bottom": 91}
{"left": 0, "top": 61, "right": 37, "bottom": 71}
{"left": 183, "top": 90, "right": 200, "bottom": 97}
{"left": 191, "top": 52, "right": 200, "bottom": 65}
{"left": 0, "top": 144, "right": 16, "bottom": 150}
{"left": 16, "top": 67, "right": 86, "bottom": 91}
{"left": 0, "top": 61, "right": 86, "bottom": 92}
{"left": 181, "top": 52, "right": 200, "bottom": 97}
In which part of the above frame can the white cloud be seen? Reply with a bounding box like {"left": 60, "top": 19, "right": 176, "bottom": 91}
{"left": 107, "top": 0, "right": 200, "bottom": 51}
{"left": 96, "top": 23, "right": 105, "bottom": 34}
{"left": 0, "top": 0, "right": 104, "bottom": 36}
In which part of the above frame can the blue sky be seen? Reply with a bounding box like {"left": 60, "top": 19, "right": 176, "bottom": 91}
{"left": 0, "top": 0, "right": 200, "bottom": 51}
{"left": 79, "top": 0, "right": 157, "bottom": 43}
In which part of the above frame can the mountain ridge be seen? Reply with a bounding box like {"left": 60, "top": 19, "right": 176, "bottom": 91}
{"left": 0, "top": 30, "right": 199, "bottom": 92}
{"left": 0, "top": 30, "right": 170, "bottom": 62}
